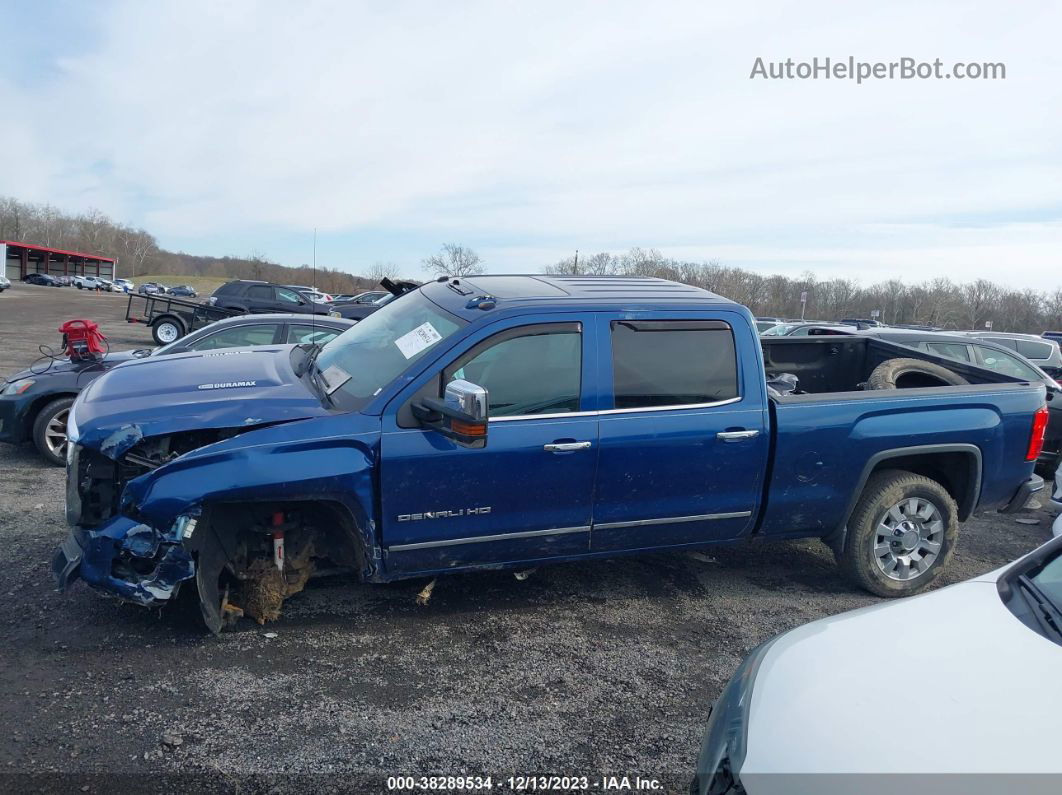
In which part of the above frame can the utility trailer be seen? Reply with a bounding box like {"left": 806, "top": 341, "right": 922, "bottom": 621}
{"left": 125, "top": 292, "right": 237, "bottom": 345}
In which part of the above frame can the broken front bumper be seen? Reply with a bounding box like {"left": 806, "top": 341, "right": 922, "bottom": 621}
{"left": 52, "top": 516, "right": 196, "bottom": 606}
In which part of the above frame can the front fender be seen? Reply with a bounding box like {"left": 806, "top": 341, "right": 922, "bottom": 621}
{"left": 120, "top": 425, "right": 382, "bottom": 574}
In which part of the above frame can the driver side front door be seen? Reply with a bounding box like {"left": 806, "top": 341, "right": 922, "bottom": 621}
{"left": 380, "top": 317, "right": 599, "bottom": 574}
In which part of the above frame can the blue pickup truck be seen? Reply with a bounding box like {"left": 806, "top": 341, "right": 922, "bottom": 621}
{"left": 53, "top": 276, "right": 1047, "bottom": 631}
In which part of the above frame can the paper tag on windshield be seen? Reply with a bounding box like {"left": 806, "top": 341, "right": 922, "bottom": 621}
{"left": 320, "top": 364, "right": 352, "bottom": 394}
{"left": 394, "top": 322, "right": 443, "bottom": 359}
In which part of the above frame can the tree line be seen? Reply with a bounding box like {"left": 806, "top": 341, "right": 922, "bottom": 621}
{"left": 545, "top": 248, "right": 1062, "bottom": 333}
{"left": 2, "top": 197, "right": 1057, "bottom": 332}
{"left": 0, "top": 197, "right": 380, "bottom": 295}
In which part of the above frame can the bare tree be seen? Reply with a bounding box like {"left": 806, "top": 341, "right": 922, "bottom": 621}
{"left": 423, "top": 243, "right": 483, "bottom": 278}
{"left": 366, "top": 261, "right": 401, "bottom": 284}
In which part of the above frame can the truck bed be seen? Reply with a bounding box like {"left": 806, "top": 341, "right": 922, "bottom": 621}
{"left": 757, "top": 335, "right": 1045, "bottom": 540}
{"left": 761, "top": 335, "right": 1022, "bottom": 393}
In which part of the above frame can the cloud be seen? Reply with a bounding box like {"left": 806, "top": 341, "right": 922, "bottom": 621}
{"left": 0, "top": 0, "right": 1059, "bottom": 286}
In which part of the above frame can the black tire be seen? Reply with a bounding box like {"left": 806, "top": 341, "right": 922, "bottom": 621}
{"left": 838, "top": 470, "right": 958, "bottom": 597}
{"left": 32, "top": 396, "right": 76, "bottom": 467}
{"left": 151, "top": 316, "right": 186, "bottom": 345}
{"left": 76, "top": 284, "right": 83, "bottom": 290}
{"left": 866, "top": 357, "right": 968, "bottom": 390}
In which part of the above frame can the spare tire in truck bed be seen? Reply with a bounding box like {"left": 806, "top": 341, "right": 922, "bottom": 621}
{"left": 866, "top": 357, "right": 969, "bottom": 390}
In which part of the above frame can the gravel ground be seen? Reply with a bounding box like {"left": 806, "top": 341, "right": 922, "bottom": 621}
{"left": 0, "top": 282, "right": 1055, "bottom": 793}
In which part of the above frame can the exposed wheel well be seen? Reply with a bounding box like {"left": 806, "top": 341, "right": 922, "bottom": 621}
{"left": 203, "top": 498, "right": 367, "bottom": 573}
{"left": 866, "top": 451, "right": 979, "bottom": 520}
{"left": 189, "top": 498, "right": 368, "bottom": 631}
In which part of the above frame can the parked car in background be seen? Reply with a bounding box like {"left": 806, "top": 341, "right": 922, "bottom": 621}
{"left": 760, "top": 321, "right": 857, "bottom": 336}
{"left": 0, "top": 313, "right": 354, "bottom": 465}
{"left": 208, "top": 280, "right": 338, "bottom": 316}
{"left": 113, "top": 278, "right": 134, "bottom": 292}
{"left": 336, "top": 290, "right": 388, "bottom": 304}
{"left": 167, "top": 285, "right": 198, "bottom": 297}
{"left": 53, "top": 275, "right": 73, "bottom": 287}
{"left": 97, "top": 278, "right": 118, "bottom": 292}
{"left": 138, "top": 282, "right": 167, "bottom": 295}
{"left": 691, "top": 534, "right": 1062, "bottom": 795}
{"left": 52, "top": 275, "right": 1045, "bottom": 632}
{"left": 1043, "top": 331, "right": 1062, "bottom": 345}
{"left": 285, "top": 284, "right": 333, "bottom": 303}
{"left": 329, "top": 278, "right": 420, "bottom": 320}
{"left": 840, "top": 316, "right": 883, "bottom": 327}
{"left": 72, "top": 275, "right": 105, "bottom": 290}
{"left": 953, "top": 331, "right": 1062, "bottom": 378}
{"left": 755, "top": 316, "right": 783, "bottom": 333}
{"left": 23, "top": 273, "right": 62, "bottom": 287}
{"left": 858, "top": 328, "right": 1062, "bottom": 475}
{"left": 0, "top": 275, "right": 10, "bottom": 292}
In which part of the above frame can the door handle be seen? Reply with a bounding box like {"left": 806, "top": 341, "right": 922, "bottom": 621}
{"left": 717, "top": 430, "right": 760, "bottom": 442}
{"left": 543, "top": 441, "right": 592, "bottom": 452}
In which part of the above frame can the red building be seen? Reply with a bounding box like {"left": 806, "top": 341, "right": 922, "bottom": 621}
{"left": 2, "top": 240, "right": 116, "bottom": 283}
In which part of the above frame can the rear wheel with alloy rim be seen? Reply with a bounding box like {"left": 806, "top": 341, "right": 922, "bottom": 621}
{"left": 32, "top": 396, "right": 75, "bottom": 467}
{"left": 838, "top": 469, "right": 958, "bottom": 597}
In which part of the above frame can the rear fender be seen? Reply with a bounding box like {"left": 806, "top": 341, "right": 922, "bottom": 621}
{"left": 826, "top": 443, "right": 982, "bottom": 552}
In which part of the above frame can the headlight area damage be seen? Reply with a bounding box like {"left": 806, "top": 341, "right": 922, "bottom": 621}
{"left": 56, "top": 425, "right": 374, "bottom": 634}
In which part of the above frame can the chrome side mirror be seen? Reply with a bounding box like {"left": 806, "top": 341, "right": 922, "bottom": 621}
{"left": 444, "top": 379, "right": 488, "bottom": 422}
{"left": 413, "top": 379, "right": 489, "bottom": 448}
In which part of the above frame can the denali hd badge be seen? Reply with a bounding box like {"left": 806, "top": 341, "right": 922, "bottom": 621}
{"left": 398, "top": 507, "right": 491, "bottom": 521}
{"left": 197, "top": 380, "right": 258, "bottom": 390}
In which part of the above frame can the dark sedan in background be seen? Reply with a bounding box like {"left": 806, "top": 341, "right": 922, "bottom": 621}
{"left": 22, "top": 273, "right": 63, "bottom": 287}
{"left": 0, "top": 313, "right": 353, "bottom": 465}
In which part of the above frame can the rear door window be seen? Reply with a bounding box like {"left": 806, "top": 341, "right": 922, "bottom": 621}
{"left": 610, "top": 320, "right": 738, "bottom": 409}
{"left": 1017, "top": 340, "right": 1052, "bottom": 360}
{"left": 247, "top": 285, "right": 273, "bottom": 301}
{"left": 287, "top": 324, "right": 342, "bottom": 345}
{"left": 925, "top": 342, "right": 973, "bottom": 362}
{"left": 188, "top": 323, "right": 280, "bottom": 350}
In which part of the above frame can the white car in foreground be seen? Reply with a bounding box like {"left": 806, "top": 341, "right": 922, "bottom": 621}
{"left": 693, "top": 535, "right": 1062, "bottom": 795}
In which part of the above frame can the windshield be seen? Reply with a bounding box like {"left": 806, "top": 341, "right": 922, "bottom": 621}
{"left": 313, "top": 291, "right": 465, "bottom": 410}
{"left": 1003, "top": 542, "right": 1062, "bottom": 645}
{"left": 1031, "top": 552, "right": 1062, "bottom": 608}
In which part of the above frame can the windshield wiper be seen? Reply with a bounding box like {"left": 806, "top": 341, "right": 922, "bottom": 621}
{"left": 1017, "top": 574, "right": 1062, "bottom": 641}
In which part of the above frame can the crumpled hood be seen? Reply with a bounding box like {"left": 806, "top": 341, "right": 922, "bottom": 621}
{"left": 73, "top": 345, "right": 331, "bottom": 458}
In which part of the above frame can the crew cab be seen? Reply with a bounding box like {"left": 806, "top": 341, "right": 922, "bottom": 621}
{"left": 53, "top": 276, "right": 1047, "bottom": 632}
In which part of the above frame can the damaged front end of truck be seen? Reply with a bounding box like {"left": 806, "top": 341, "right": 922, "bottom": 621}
{"left": 52, "top": 347, "right": 381, "bottom": 633}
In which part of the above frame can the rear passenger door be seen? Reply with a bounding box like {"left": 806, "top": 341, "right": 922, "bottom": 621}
{"left": 245, "top": 284, "right": 277, "bottom": 313}
{"left": 590, "top": 314, "right": 769, "bottom": 552}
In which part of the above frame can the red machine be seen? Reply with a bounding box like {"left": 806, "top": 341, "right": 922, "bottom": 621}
{"left": 59, "top": 319, "right": 108, "bottom": 361}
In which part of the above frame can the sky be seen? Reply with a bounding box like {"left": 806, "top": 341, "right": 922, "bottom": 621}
{"left": 1, "top": 0, "right": 1060, "bottom": 286}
